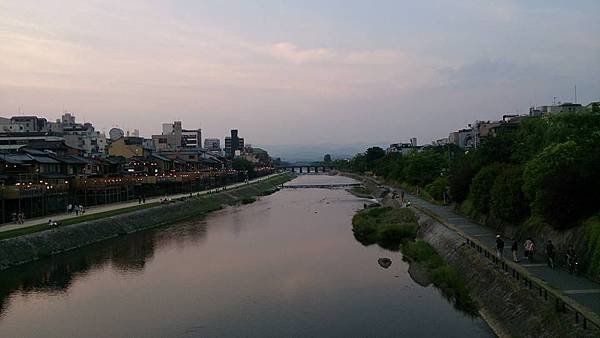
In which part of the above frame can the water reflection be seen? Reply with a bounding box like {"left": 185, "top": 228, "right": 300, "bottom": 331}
{"left": 0, "top": 220, "right": 208, "bottom": 319}
{"left": 0, "top": 175, "right": 491, "bottom": 337}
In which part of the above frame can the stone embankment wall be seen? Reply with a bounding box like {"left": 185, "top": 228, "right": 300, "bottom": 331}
{"left": 415, "top": 211, "right": 598, "bottom": 338}
{"left": 0, "top": 174, "right": 292, "bottom": 271}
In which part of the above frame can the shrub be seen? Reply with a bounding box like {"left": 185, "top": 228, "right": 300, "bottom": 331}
{"left": 469, "top": 164, "right": 504, "bottom": 216}
{"left": 489, "top": 165, "right": 529, "bottom": 224}
{"left": 352, "top": 207, "right": 418, "bottom": 249}
{"left": 425, "top": 176, "right": 449, "bottom": 202}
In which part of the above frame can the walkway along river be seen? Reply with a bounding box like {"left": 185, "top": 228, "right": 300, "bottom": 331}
{"left": 0, "top": 175, "right": 492, "bottom": 337}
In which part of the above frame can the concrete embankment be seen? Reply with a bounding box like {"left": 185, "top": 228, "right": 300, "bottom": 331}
{"left": 343, "top": 173, "right": 599, "bottom": 337}
{"left": 0, "top": 174, "right": 293, "bottom": 271}
{"left": 414, "top": 210, "right": 598, "bottom": 338}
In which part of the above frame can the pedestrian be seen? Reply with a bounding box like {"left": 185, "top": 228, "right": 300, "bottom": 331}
{"left": 511, "top": 240, "right": 519, "bottom": 262}
{"left": 68, "top": 203, "right": 73, "bottom": 214}
{"left": 401, "top": 191, "right": 405, "bottom": 202}
{"left": 80, "top": 205, "right": 85, "bottom": 214}
{"left": 138, "top": 196, "right": 142, "bottom": 204}
{"left": 74, "top": 205, "right": 79, "bottom": 216}
{"left": 142, "top": 196, "right": 146, "bottom": 204}
{"left": 495, "top": 235, "right": 504, "bottom": 259}
{"left": 546, "top": 240, "right": 555, "bottom": 269}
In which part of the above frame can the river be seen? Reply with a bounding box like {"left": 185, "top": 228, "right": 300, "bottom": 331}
{"left": 0, "top": 174, "right": 492, "bottom": 337}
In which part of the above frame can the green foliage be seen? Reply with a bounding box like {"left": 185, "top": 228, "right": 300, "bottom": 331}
{"left": 523, "top": 141, "right": 600, "bottom": 228}
{"left": 232, "top": 158, "right": 256, "bottom": 178}
{"left": 448, "top": 154, "right": 476, "bottom": 203}
{"left": 352, "top": 207, "right": 418, "bottom": 250}
{"left": 584, "top": 216, "right": 600, "bottom": 279}
{"left": 402, "top": 151, "right": 446, "bottom": 187}
{"left": 348, "top": 186, "right": 372, "bottom": 198}
{"left": 323, "top": 154, "right": 332, "bottom": 163}
{"left": 402, "top": 240, "right": 477, "bottom": 313}
{"left": 425, "top": 176, "right": 448, "bottom": 201}
{"left": 489, "top": 165, "right": 528, "bottom": 224}
{"left": 469, "top": 164, "right": 504, "bottom": 216}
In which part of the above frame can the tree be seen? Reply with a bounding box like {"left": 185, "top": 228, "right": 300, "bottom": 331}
{"left": 323, "top": 154, "right": 332, "bottom": 163}
{"left": 523, "top": 141, "right": 600, "bottom": 228}
{"left": 489, "top": 165, "right": 529, "bottom": 224}
{"left": 232, "top": 158, "right": 256, "bottom": 178}
{"left": 469, "top": 164, "right": 505, "bottom": 216}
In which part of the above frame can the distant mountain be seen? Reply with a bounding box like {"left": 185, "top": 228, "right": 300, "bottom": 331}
{"left": 259, "top": 143, "right": 387, "bottom": 163}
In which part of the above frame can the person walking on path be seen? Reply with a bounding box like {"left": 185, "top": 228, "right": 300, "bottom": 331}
{"left": 511, "top": 240, "right": 519, "bottom": 262}
{"left": 546, "top": 240, "right": 555, "bottom": 269}
{"left": 496, "top": 235, "right": 504, "bottom": 259}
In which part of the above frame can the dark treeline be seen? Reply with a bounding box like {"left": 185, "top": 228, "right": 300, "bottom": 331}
{"left": 336, "top": 107, "right": 600, "bottom": 277}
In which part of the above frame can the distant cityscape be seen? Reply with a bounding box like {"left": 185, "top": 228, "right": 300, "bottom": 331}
{"left": 0, "top": 113, "right": 275, "bottom": 223}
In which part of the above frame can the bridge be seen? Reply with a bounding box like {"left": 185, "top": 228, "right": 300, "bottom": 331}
{"left": 276, "top": 165, "right": 336, "bottom": 173}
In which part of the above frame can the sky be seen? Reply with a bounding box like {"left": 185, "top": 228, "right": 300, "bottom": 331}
{"left": 1, "top": 0, "right": 599, "bottom": 146}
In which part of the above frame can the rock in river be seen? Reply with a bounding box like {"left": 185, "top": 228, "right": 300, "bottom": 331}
{"left": 378, "top": 258, "right": 392, "bottom": 269}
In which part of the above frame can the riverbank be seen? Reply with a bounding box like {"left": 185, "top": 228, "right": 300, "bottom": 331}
{"left": 345, "top": 173, "right": 600, "bottom": 337}
{"left": 0, "top": 173, "right": 293, "bottom": 271}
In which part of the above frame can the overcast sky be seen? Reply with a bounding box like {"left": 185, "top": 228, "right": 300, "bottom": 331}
{"left": 1, "top": 0, "right": 599, "bottom": 145}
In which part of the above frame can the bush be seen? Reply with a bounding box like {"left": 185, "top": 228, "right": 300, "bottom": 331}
{"left": 469, "top": 164, "right": 504, "bottom": 216}
{"left": 489, "top": 165, "right": 529, "bottom": 224}
{"left": 352, "top": 207, "right": 418, "bottom": 249}
{"left": 401, "top": 240, "right": 477, "bottom": 313}
{"left": 523, "top": 141, "right": 600, "bottom": 228}
{"left": 425, "top": 176, "right": 448, "bottom": 202}
{"left": 584, "top": 216, "right": 600, "bottom": 279}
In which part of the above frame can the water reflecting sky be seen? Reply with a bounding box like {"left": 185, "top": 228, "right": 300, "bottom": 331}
{"left": 0, "top": 175, "right": 492, "bottom": 337}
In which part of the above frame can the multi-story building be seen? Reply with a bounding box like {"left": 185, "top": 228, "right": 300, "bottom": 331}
{"left": 152, "top": 121, "right": 201, "bottom": 151}
{"left": 0, "top": 113, "right": 106, "bottom": 155}
{"left": 204, "top": 138, "right": 221, "bottom": 152}
{"left": 529, "top": 102, "right": 584, "bottom": 117}
{"left": 224, "top": 129, "right": 244, "bottom": 158}
{"left": 449, "top": 128, "right": 474, "bottom": 149}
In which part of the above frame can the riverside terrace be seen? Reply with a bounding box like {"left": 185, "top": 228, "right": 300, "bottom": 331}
{"left": 0, "top": 149, "right": 276, "bottom": 224}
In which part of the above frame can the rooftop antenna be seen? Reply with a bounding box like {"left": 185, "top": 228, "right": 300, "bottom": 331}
{"left": 574, "top": 84, "right": 577, "bottom": 104}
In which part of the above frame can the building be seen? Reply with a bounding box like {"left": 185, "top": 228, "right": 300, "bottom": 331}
{"left": 107, "top": 136, "right": 152, "bottom": 159}
{"left": 529, "top": 102, "right": 584, "bottom": 117}
{"left": 204, "top": 138, "right": 221, "bottom": 152}
{"left": 152, "top": 121, "right": 201, "bottom": 151}
{"left": 386, "top": 142, "right": 418, "bottom": 155}
{"left": 0, "top": 113, "right": 106, "bottom": 155}
{"left": 224, "top": 129, "right": 244, "bottom": 158}
{"left": 449, "top": 128, "right": 474, "bottom": 149}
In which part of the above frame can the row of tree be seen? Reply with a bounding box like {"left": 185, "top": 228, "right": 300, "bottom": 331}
{"left": 338, "top": 107, "right": 600, "bottom": 231}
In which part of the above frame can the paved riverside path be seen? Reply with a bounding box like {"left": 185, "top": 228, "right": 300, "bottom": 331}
{"left": 0, "top": 173, "right": 282, "bottom": 234}
{"left": 396, "top": 189, "right": 600, "bottom": 314}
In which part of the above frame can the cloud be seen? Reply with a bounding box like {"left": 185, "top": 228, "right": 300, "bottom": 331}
{"left": 269, "top": 43, "right": 335, "bottom": 64}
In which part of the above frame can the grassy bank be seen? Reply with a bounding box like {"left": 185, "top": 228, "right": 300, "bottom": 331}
{"left": 352, "top": 207, "right": 418, "bottom": 250}
{"left": 348, "top": 186, "right": 373, "bottom": 199}
{"left": 0, "top": 203, "right": 159, "bottom": 241}
{"left": 402, "top": 240, "right": 477, "bottom": 313}
{"left": 351, "top": 204, "right": 477, "bottom": 313}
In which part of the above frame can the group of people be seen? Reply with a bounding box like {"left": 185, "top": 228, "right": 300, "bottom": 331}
{"left": 495, "top": 235, "right": 578, "bottom": 273}
{"left": 67, "top": 204, "right": 85, "bottom": 215}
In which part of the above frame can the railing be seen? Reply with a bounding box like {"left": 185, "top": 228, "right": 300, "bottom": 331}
{"left": 413, "top": 204, "right": 600, "bottom": 332}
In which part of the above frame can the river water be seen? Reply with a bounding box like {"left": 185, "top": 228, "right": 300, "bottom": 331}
{"left": 0, "top": 175, "right": 492, "bottom": 337}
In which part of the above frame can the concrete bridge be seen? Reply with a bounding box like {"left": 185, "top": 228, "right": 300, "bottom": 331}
{"left": 277, "top": 165, "right": 335, "bottom": 173}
